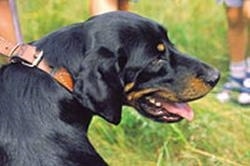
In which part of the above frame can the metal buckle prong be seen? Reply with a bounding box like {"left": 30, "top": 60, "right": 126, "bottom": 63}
{"left": 21, "top": 50, "right": 44, "bottom": 67}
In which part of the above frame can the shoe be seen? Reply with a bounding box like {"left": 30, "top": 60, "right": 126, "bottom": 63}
{"left": 216, "top": 76, "right": 243, "bottom": 103}
{"left": 238, "top": 77, "right": 250, "bottom": 104}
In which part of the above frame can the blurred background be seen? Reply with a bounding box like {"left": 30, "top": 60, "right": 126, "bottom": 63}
{"left": 2, "top": 0, "right": 250, "bottom": 165}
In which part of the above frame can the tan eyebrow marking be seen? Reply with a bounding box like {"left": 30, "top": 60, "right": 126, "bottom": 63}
{"left": 156, "top": 43, "right": 165, "bottom": 52}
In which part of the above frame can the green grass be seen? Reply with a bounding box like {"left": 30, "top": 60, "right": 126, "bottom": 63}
{"left": 4, "top": 0, "right": 249, "bottom": 165}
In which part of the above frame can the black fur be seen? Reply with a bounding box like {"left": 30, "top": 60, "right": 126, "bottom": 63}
{"left": 0, "top": 11, "right": 219, "bottom": 165}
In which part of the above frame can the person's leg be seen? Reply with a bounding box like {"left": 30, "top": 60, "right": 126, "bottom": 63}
{"left": 237, "top": 0, "right": 250, "bottom": 104}
{"left": 217, "top": 5, "right": 247, "bottom": 102}
{"left": 89, "top": 0, "right": 118, "bottom": 16}
{"left": 226, "top": 6, "right": 247, "bottom": 75}
{"left": 0, "top": 0, "right": 17, "bottom": 43}
{"left": 246, "top": 27, "right": 250, "bottom": 74}
{"left": 89, "top": 0, "right": 129, "bottom": 16}
{"left": 225, "top": 6, "right": 247, "bottom": 81}
{"left": 247, "top": 26, "right": 250, "bottom": 74}
{"left": 243, "top": 0, "right": 250, "bottom": 75}
{"left": 118, "top": 0, "right": 129, "bottom": 11}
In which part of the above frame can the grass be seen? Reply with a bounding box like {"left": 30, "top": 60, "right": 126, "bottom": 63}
{"left": 3, "top": 0, "right": 249, "bottom": 165}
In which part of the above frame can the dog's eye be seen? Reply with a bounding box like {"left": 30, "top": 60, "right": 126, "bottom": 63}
{"left": 156, "top": 43, "right": 166, "bottom": 52}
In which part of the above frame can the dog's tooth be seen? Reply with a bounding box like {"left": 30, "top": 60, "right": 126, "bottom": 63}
{"left": 149, "top": 98, "right": 156, "bottom": 104}
{"left": 155, "top": 102, "right": 162, "bottom": 107}
{"left": 169, "top": 117, "right": 174, "bottom": 121}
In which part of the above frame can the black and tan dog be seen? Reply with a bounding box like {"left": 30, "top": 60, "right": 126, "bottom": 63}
{"left": 0, "top": 12, "right": 219, "bottom": 165}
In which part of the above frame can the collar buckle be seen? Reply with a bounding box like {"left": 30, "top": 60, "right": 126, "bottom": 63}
{"left": 20, "top": 50, "right": 44, "bottom": 67}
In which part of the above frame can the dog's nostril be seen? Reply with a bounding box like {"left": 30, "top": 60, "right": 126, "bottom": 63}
{"left": 205, "top": 69, "right": 220, "bottom": 87}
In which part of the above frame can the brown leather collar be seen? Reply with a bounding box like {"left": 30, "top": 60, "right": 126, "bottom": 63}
{"left": 0, "top": 37, "right": 74, "bottom": 91}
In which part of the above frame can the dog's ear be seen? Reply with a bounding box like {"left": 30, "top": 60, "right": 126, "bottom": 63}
{"left": 73, "top": 47, "right": 124, "bottom": 125}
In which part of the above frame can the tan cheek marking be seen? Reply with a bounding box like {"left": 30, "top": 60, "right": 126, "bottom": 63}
{"left": 155, "top": 91, "right": 179, "bottom": 102}
{"left": 181, "top": 77, "right": 212, "bottom": 99}
{"left": 124, "top": 82, "right": 135, "bottom": 92}
{"left": 127, "top": 88, "right": 158, "bottom": 101}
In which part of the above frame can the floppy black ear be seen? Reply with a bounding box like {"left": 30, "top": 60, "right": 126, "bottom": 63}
{"left": 73, "top": 47, "right": 124, "bottom": 125}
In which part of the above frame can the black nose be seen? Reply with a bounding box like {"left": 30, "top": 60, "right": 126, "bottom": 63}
{"left": 205, "top": 68, "right": 220, "bottom": 87}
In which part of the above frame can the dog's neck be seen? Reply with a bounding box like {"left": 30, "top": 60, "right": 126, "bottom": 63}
{"left": 59, "top": 98, "right": 94, "bottom": 131}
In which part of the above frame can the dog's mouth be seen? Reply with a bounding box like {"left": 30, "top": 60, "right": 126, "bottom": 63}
{"left": 126, "top": 88, "right": 196, "bottom": 123}
{"left": 137, "top": 92, "right": 193, "bottom": 123}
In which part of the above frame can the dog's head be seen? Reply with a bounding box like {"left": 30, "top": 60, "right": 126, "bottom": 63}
{"left": 37, "top": 12, "right": 220, "bottom": 125}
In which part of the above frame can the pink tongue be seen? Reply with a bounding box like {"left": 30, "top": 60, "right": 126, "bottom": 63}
{"left": 162, "top": 102, "right": 194, "bottom": 121}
